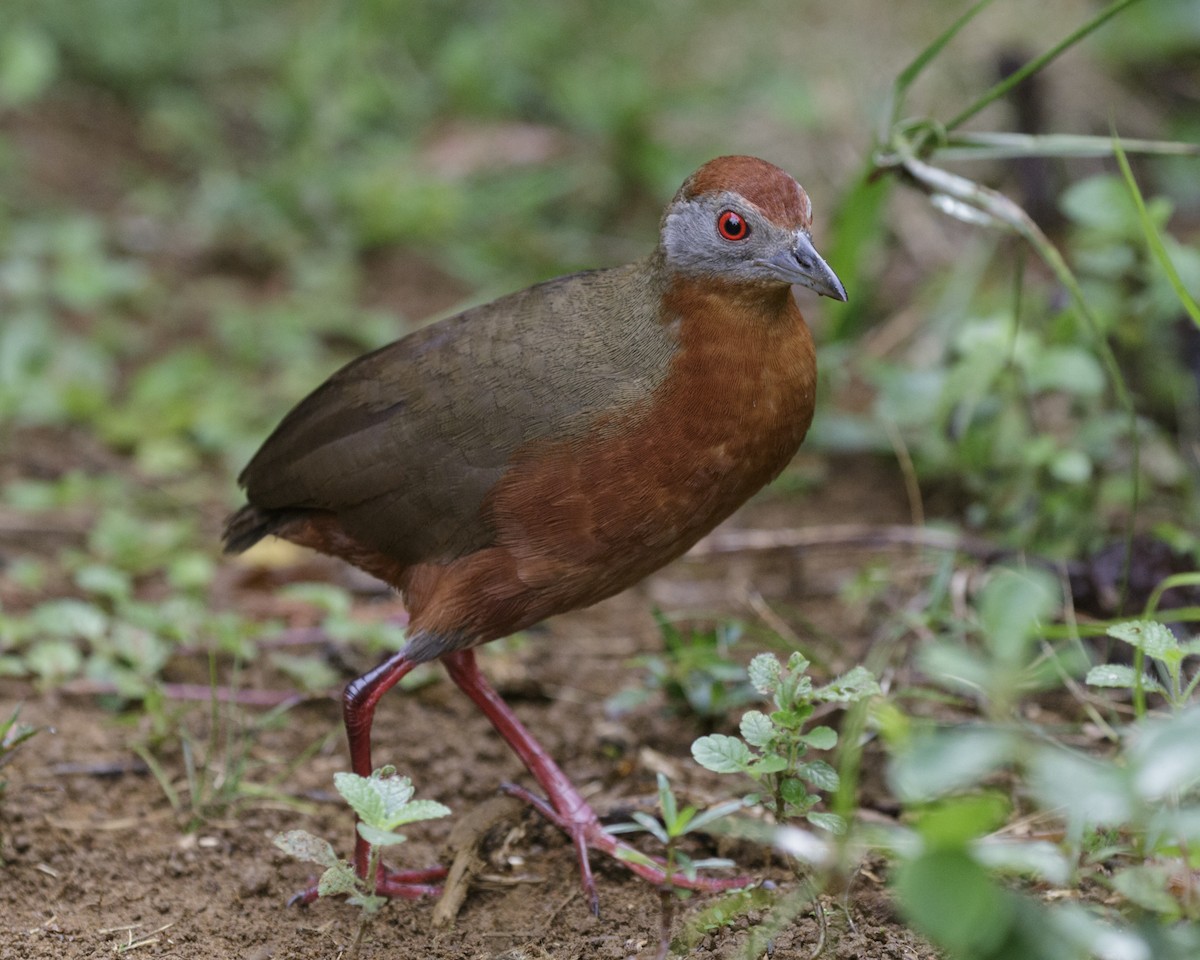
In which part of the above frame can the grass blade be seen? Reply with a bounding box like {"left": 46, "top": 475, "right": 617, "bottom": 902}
{"left": 1112, "top": 130, "right": 1200, "bottom": 330}
{"left": 946, "top": 0, "right": 1146, "bottom": 132}
{"left": 891, "top": 0, "right": 996, "bottom": 121}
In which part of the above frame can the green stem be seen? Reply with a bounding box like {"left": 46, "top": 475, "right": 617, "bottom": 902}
{"left": 945, "top": 0, "right": 1146, "bottom": 132}
{"left": 896, "top": 149, "right": 1142, "bottom": 618}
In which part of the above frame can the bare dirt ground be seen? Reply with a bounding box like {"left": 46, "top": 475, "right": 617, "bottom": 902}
{"left": 1, "top": 456, "right": 940, "bottom": 960}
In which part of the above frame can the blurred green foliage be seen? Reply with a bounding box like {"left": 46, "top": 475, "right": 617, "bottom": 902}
{"left": 1, "top": 2, "right": 1199, "bottom": 953}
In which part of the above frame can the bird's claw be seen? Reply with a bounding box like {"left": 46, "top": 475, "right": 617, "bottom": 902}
{"left": 501, "top": 781, "right": 754, "bottom": 915}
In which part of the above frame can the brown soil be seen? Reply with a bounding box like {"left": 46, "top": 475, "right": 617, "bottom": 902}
{"left": 0, "top": 457, "right": 940, "bottom": 960}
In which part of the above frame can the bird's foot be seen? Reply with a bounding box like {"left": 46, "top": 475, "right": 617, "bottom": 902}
{"left": 287, "top": 864, "right": 448, "bottom": 907}
{"left": 501, "top": 782, "right": 754, "bottom": 915}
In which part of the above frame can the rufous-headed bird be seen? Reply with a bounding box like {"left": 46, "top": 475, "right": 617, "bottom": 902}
{"left": 225, "top": 155, "right": 846, "bottom": 913}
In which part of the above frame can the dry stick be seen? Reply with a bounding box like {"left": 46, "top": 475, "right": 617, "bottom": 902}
{"left": 688, "top": 523, "right": 999, "bottom": 560}
{"left": 741, "top": 586, "right": 806, "bottom": 650}
{"left": 880, "top": 418, "right": 925, "bottom": 529}
{"left": 0, "top": 509, "right": 92, "bottom": 537}
{"left": 57, "top": 677, "right": 318, "bottom": 707}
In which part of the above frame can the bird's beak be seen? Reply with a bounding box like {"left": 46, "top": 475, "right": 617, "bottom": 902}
{"left": 762, "top": 231, "right": 847, "bottom": 302}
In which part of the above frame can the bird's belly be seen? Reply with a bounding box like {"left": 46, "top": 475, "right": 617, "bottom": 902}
{"left": 491, "top": 381, "right": 812, "bottom": 614}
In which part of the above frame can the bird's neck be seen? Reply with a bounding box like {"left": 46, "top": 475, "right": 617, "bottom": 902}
{"left": 659, "top": 273, "right": 807, "bottom": 349}
{"left": 657, "top": 271, "right": 818, "bottom": 469}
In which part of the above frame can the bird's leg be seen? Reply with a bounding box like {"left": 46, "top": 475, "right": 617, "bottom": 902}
{"left": 289, "top": 650, "right": 447, "bottom": 906}
{"left": 442, "top": 649, "right": 751, "bottom": 915}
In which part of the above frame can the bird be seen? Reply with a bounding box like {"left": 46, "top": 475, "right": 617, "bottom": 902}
{"left": 223, "top": 155, "right": 846, "bottom": 914}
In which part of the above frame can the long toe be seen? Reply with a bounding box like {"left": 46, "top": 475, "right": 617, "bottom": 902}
{"left": 287, "top": 864, "right": 448, "bottom": 907}
{"left": 502, "top": 782, "right": 754, "bottom": 906}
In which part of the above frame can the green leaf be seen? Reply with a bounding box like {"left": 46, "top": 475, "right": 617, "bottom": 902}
{"left": 739, "top": 710, "right": 775, "bottom": 748}
{"left": 316, "top": 862, "right": 361, "bottom": 898}
{"left": 614, "top": 846, "right": 657, "bottom": 869}
{"left": 1085, "top": 664, "right": 1164, "bottom": 693}
{"left": 656, "top": 772, "right": 677, "bottom": 828}
{"left": 1026, "top": 347, "right": 1106, "bottom": 397}
{"left": 805, "top": 811, "right": 846, "bottom": 835}
{"left": 746, "top": 754, "right": 789, "bottom": 777}
{"left": 913, "top": 793, "right": 1010, "bottom": 850}
{"left": 780, "top": 778, "right": 809, "bottom": 810}
{"left": 687, "top": 799, "right": 746, "bottom": 833}
{"left": 269, "top": 652, "right": 341, "bottom": 695}
{"left": 817, "top": 666, "right": 881, "bottom": 703}
{"left": 356, "top": 823, "right": 408, "bottom": 848}
{"left": 273, "top": 830, "right": 340, "bottom": 868}
{"left": 798, "top": 760, "right": 839, "bottom": 793}
{"left": 1111, "top": 864, "right": 1179, "bottom": 915}
{"left": 917, "top": 643, "right": 993, "bottom": 695}
{"left": 972, "top": 839, "right": 1069, "bottom": 884}
{"left": 0, "top": 707, "right": 37, "bottom": 761}
{"left": 686, "top": 857, "right": 736, "bottom": 872}
{"left": 31, "top": 598, "right": 109, "bottom": 641}
{"left": 1028, "top": 746, "right": 1133, "bottom": 828}
{"left": 801, "top": 726, "right": 838, "bottom": 751}
{"left": 333, "top": 770, "right": 415, "bottom": 829}
{"left": 747, "top": 654, "right": 780, "bottom": 696}
{"left": 347, "top": 891, "right": 387, "bottom": 914}
{"left": 631, "top": 811, "right": 669, "bottom": 845}
{"left": 74, "top": 564, "right": 132, "bottom": 602}
{"left": 977, "top": 567, "right": 1059, "bottom": 666}
{"left": 1048, "top": 449, "right": 1093, "bottom": 485}
{"left": 387, "top": 799, "right": 452, "bottom": 827}
{"left": 692, "top": 734, "right": 752, "bottom": 774}
{"left": 1107, "top": 620, "right": 1181, "bottom": 664}
{"left": 770, "top": 706, "right": 812, "bottom": 731}
{"left": 1130, "top": 708, "right": 1200, "bottom": 799}
{"left": 283, "top": 582, "right": 353, "bottom": 619}
{"left": 1061, "top": 174, "right": 1144, "bottom": 234}
{"left": 894, "top": 849, "right": 1015, "bottom": 956}
{"left": 890, "top": 728, "right": 1019, "bottom": 803}
{"left": 24, "top": 639, "right": 84, "bottom": 682}
{"left": 0, "top": 27, "right": 58, "bottom": 107}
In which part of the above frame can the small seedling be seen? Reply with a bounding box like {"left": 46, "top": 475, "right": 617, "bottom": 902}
{"left": 274, "top": 765, "right": 449, "bottom": 916}
{"left": 606, "top": 773, "right": 741, "bottom": 960}
{"left": 1087, "top": 619, "right": 1200, "bottom": 715}
{"left": 691, "top": 653, "right": 879, "bottom": 958}
{"left": 692, "top": 652, "right": 879, "bottom": 834}
{"left": 609, "top": 613, "right": 756, "bottom": 726}
{"left": 0, "top": 705, "right": 39, "bottom": 803}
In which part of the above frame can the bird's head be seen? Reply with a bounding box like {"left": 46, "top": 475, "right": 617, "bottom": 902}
{"left": 660, "top": 155, "right": 846, "bottom": 301}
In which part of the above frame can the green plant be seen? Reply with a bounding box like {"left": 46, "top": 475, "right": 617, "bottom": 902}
{"left": 692, "top": 652, "right": 879, "bottom": 835}
{"left": 882, "top": 563, "right": 1200, "bottom": 958}
{"left": 608, "top": 613, "right": 756, "bottom": 726}
{"left": 1087, "top": 619, "right": 1200, "bottom": 715}
{"left": 274, "top": 766, "right": 449, "bottom": 951}
{"left": 606, "top": 773, "right": 741, "bottom": 960}
{"left": 814, "top": 0, "right": 1200, "bottom": 560}
{"left": 0, "top": 705, "right": 38, "bottom": 803}
{"left": 685, "top": 653, "right": 878, "bottom": 959}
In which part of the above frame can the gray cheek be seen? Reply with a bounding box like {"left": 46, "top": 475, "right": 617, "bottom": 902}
{"left": 662, "top": 208, "right": 761, "bottom": 280}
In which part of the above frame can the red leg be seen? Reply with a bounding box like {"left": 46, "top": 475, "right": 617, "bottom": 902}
{"left": 442, "top": 649, "right": 751, "bottom": 915}
{"left": 290, "top": 651, "right": 447, "bottom": 906}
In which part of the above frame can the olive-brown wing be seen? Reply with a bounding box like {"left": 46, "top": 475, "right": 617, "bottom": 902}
{"left": 235, "top": 262, "right": 676, "bottom": 567}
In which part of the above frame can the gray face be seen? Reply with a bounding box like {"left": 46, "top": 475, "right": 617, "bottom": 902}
{"left": 660, "top": 190, "right": 846, "bottom": 301}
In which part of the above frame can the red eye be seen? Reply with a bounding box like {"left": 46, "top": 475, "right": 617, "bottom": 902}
{"left": 717, "top": 210, "right": 749, "bottom": 241}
